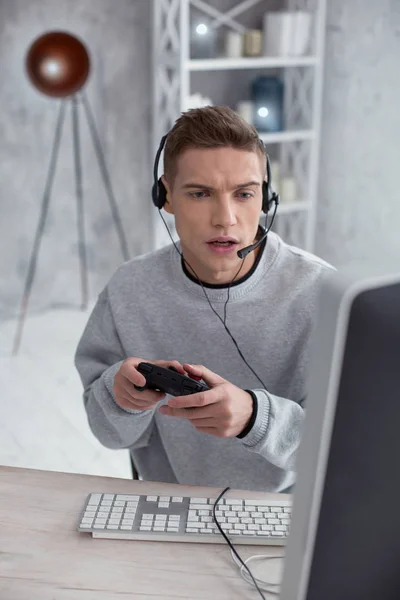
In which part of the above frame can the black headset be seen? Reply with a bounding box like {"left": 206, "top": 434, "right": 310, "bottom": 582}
{"left": 152, "top": 133, "right": 279, "bottom": 214}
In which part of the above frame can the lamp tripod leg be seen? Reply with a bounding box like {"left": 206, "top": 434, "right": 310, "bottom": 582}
{"left": 72, "top": 95, "right": 88, "bottom": 311}
{"left": 12, "top": 100, "right": 67, "bottom": 356}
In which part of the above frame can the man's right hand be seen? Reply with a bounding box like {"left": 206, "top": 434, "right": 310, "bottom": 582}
{"left": 113, "top": 358, "right": 186, "bottom": 411}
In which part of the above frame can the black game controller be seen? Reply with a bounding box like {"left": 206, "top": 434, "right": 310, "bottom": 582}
{"left": 134, "top": 362, "right": 209, "bottom": 396}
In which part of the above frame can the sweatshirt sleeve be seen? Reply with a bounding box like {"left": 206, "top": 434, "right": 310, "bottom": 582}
{"left": 74, "top": 288, "right": 155, "bottom": 450}
{"left": 239, "top": 389, "right": 305, "bottom": 472}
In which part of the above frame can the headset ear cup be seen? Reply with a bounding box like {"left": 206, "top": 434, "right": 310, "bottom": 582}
{"left": 153, "top": 178, "right": 167, "bottom": 209}
{"left": 262, "top": 181, "right": 271, "bottom": 214}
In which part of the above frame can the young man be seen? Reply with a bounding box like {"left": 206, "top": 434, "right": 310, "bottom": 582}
{"left": 75, "top": 106, "right": 333, "bottom": 493}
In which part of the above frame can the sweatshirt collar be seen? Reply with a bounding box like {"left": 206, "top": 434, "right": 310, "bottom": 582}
{"left": 170, "top": 231, "right": 281, "bottom": 303}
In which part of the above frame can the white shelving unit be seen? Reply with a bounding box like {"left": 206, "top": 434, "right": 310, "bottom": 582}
{"left": 151, "top": 0, "right": 327, "bottom": 252}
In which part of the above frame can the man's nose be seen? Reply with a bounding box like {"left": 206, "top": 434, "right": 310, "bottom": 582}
{"left": 211, "top": 197, "right": 237, "bottom": 228}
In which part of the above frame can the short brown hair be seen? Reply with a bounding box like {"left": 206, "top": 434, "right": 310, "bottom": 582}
{"left": 163, "top": 105, "right": 266, "bottom": 185}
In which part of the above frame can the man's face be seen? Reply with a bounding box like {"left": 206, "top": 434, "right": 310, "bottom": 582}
{"left": 162, "top": 146, "right": 265, "bottom": 285}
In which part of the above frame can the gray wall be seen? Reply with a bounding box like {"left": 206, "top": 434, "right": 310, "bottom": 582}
{"left": 316, "top": 0, "right": 400, "bottom": 267}
{"left": 0, "top": 0, "right": 152, "bottom": 319}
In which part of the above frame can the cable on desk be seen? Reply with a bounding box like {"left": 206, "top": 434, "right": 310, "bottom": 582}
{"left": 212, "top": 487, "right": 284, "bottom": 599}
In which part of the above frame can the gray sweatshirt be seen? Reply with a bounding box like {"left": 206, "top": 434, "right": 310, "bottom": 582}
{"left": 74, "top": 232, "right": 333, "bottom": 493}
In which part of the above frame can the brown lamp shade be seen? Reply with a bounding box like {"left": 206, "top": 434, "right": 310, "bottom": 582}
{"left": 26, "top": 31, "right": 90, "bottom": 98}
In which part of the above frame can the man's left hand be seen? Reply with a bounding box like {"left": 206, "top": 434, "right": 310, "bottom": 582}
{"left": 158, "top": 364, "right": 254, "bottom": 438}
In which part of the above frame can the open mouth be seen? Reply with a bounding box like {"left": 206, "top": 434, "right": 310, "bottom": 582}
{"left": 208, "top": 241, "right": 236, "bottom": 246}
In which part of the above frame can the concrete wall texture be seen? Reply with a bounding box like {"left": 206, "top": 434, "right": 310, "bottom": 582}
{"left": 0, "top": 0, "right": 152, "bottom": 318}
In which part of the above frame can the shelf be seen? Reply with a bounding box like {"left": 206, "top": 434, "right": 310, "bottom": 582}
{"left": 186, "top": 56, "right": 318, "bottom": 71}
{"left": 270, "top": 200, "right": 311, "bottom": 216}
{"left": 259, "top": 130, "right": 315, "bottom": 144}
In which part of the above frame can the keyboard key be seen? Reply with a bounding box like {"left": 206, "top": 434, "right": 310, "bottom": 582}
{"left": 234, "top": 524, "right": 246, "bottom": 530}
{"left": 126, "top": 501, "right": 138, "bottom": 508}
{"left": 124, "top": 507, "right": 137, "bottom": 513}
{"left": 120, "top": 525, "right": 133, "bottom": 530}
{"left": 251, "top": 512, "right": 263, "bottom": 518}
{"left": 111, "top": 507, "right": 123, "bottom": 513}
{"left": 191, "top": 498, "right": 208, "bottom": 504}
{"left": 114, "top": 501, "right": 125, "bottom": 507}
{"left": 261, "top": 525, "right": 273, "bottom": 531}
{"left": 146, "top": 496, "right": 158, "bottom": 502}
{"left": 141, "top": 520, "right": 153, "bottom": 527}
{"left": 198, "top": 509, "right": 211, "bottom": 516}
{"left": 140, "top": 526, "right": 152, "bottom": 531}
{"left": 228, "top": 499, "right": 243, "bottom": 505}
{"left": 97, "top": 511, "right": 110, "bottom": 519}
{"left": 238, "top": 511, "right": 249, "bottom": 518}
{"left": 84, "top": 511, "right": 96, "bottom": 519}
{"left": 229, "top": 529, "right": 240, "bottom": 535}
{"left": 271, "top": 531, "right": 285, "bottom": 537}
{"left": 93, "top": 522, "right": 106, "bottom": 529}
{"left": 268, "top": 519, "right": 280, "bottom": 525}
{"left": 242, "top": 530, "right": 256, "bottom": 535}
{"left": 109, "top": 518, "right": 121, "bottom": 525}
{"left": 122, "top": 519, "right": 134, "bottom": 526}
{"left": 158, "top": 502, "right": 170, "bottom": 508}
{"left": 281, "top": 519, "right": 290, "bottom": 525}
{"left": 225, "top": 511, "right": 236, "bottom": 517}
{"left": 81, "top": 518, "right": 93, "bottom": 524}
{"left": 244, "top": 499, "right": 271, "bottom": 507}
{"left": 80, "top": 523, "right": 92, "bottom": 529}
{"left": 206, "top": 523, "right": 217, "bottom": 529}
{"left": 155, "top": 514, "right": 167, "bottom": 520}
{"left": 167, "top": 527, "right": 179, "bottom": 533}
{"left": 159, "top": 496, "right": 170, "bottom": 502}
{"left": 88, "top": 494, "right": 102, "bottom": 506}
{"left": 227, "top": 517, "right": 239, "bottom": 524}
{"left": 172, "top": 497, "right": 183, "bottom": 503}
{"left": 187, "top": 516, "right": 199, "bottom": 523}
{"left": 255, "top": 518, "right": 266, "bottom": 524}
{"left": 248, "top": 524, "right": 260, "bottom": 531}
{"left": 100, "top": 500, "right": 113, "bottom": 507}
{"left": 200, "top": 529, "right": 212, "bottom": 534}
{"left": 153, "top": 526, "right": 166, "bottom": 532}
{"left": 142, "top": 514, "right": 154, "bottom": 520}
{"left": 103, "top": 494, "right": 114, "bottom": 501}
{"left": 106, "top": 524, "right": 119, "bottom": 530}
{"left": 271, "top": 507, "right": 280, "bottom": 513}
{"left": 242, "top": 518, "right": 253, "bottom": 524}
{"left": 246, "top": 506, "right": 256, "bottom": 512}
{"left": 257, "top": 531, "right": 272, "bottom": 536}
{"left": 191, "top": 504, "right": 211, "bottom": 511}
{"left": 278, "top": 513, "right": 286, "bottom": 519}
{"left": 275, "top": 525, "right": 287, "bottom": 531}
{"left": 117, "top": 495, "right": 139, "bottom": 502}
{"left": 169, "top": 515, "right": 180, "bottom": 521}
{"left": 284, "top": 507, "right": 291, "bottom": 513}
{"left": 186, "top": 528, "right": 199, "bottom": 533}
{"left": 215, "top": 510, "right": 224, "bottom": 517}
{"left": 200, "top": 516, "right": 212, "bottom": 523}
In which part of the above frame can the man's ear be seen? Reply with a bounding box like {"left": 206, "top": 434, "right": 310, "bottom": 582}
{"left": 161, "top": 175, "right": 174, "bottom": 215}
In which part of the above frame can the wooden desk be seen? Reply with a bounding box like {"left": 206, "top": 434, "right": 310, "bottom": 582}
{"left": 0, "top": 466, "right": 287, "bottom": 599}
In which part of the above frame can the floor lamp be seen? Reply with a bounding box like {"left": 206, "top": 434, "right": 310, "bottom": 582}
{"left": 12, "top": 31, "right": 130, "bottom": 355}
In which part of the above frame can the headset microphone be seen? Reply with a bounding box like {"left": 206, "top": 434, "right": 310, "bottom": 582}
{"left": 237, "top": 192, "right": 279, "bottom": 259}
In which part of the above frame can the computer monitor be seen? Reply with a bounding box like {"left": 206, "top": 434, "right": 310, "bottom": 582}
{"left": 280, "top": 266, "right": 400, "bottom": 600}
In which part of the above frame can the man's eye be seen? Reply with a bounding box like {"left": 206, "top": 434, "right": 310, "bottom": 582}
{"left": 237, "top": 192, "right": 253, "bottom": 199}
{"left": 189, "top": 191, "right": 209, "bottom": 198}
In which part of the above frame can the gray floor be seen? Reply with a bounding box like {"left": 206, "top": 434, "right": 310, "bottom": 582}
{"left": 0, "top": 307, "right": 131, "bottom": 479}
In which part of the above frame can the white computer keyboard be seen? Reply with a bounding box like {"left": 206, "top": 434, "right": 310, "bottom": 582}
{"left": 77, "top": 492, "right": 291, "bottom": 546}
